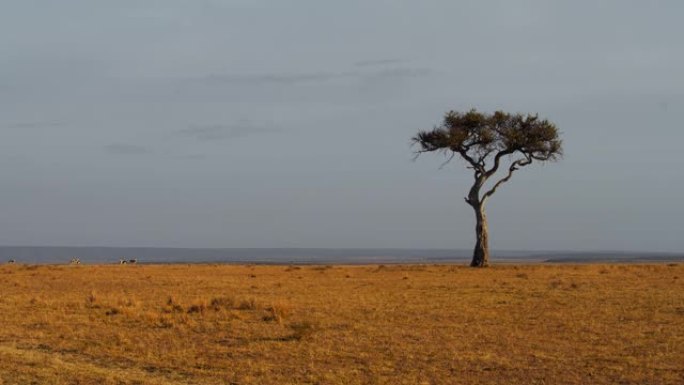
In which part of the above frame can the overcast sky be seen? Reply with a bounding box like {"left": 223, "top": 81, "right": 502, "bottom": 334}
{"left": 1, "top": 1, "right": 682, "bottom": 252}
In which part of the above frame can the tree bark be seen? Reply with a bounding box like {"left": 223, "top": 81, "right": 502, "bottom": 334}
{"left": 470, "top": 204, "right": 490, "bottom": 267}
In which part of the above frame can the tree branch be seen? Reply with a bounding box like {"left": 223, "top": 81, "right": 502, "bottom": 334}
{"left": 458, "top": 149, "right": 481, "bottom": 171}
{"left": 476, "top": 148, "right": 494, "bottom": 168}
{"left": 411, "top": 148, "right": 440, "bottom": 161}
{"left": 438, "top": 152, "right": 456, "bottom": 169}
{"left": 483, "top": 149, "right": 514, "bottom": 178}
{"left": 454, "top": 145, "right": 488, "bottom": 177}
{"left": 480, "top": 157, "right": 532, "bottom": 204}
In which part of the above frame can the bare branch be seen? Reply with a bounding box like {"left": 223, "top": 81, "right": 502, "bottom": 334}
{"left": 483, "top": 149, "right": 514, "bottom": 179}
{"left": 476, "top": 148, "right": 494, "bottom": 167}
{"left": 480, "top": 157, "right": 532, "bottom": 204}
{"left": 458, "top": 150, "right": 486, "bottom": 176}
{"left": 438, "top": 152, "right": 456, "bottom": 169}
{"left": 411, "top": 148, "right": 439, "bottom": 161}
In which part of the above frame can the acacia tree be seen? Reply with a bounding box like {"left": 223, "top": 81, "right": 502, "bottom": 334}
{"left": 413, "top": 109, "right": 562, "bottom": 267}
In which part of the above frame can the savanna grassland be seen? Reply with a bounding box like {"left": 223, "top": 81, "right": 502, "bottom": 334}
{"left": 0, "top": 263, "right": 682, "bottom": 385}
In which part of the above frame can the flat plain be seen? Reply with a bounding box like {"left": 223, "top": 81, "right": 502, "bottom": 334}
{"left": 0, "top": 263, "right": 682, "bottom": 385}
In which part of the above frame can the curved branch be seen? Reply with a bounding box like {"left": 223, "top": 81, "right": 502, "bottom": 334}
{"left": 411, "top": 148, "right": 442, "bottom": 161}
{"left": 438, "top": 152, "right": 456, "bottom": 169}
{"left": 458, "top": 149, "right": 482, "bottom": 172}
{"left": 480, "top": 157, "right": 532, "bottom": 204}
{"left": 483, "top": 149, "right": 514, "bottom": 178}
{"left": 476, "top": 148, "right": 494, "bottom": 167}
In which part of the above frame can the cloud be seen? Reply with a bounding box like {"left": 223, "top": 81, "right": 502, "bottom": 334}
{"left": 4, "top": 121, "right": 63, "bottom": 129}
{"left": 104, "top": 143, "right": 152, "bottom": 155}
{"left": 364, "top": 68, "right": 432, "bottom": 80}
{"left": 196, "top": 67, "right": 432, "bottom": 86}
{"left": 177, "top": 121, "right": 278, "bottom": 141}
{"left": 173, "top": 154, "right": 207, "bottom": 160}
{"left": 354, "top": 58, "right": 405, "bottom": 67}
{"left": 202, "top": 72, "right": 340, "bottom": 85}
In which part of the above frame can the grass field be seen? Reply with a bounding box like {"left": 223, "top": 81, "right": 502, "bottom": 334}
{"left": 0, "top": 263, "right": 682, "bottom": 384}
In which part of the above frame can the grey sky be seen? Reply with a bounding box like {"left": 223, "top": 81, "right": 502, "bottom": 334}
{"left": 1, "top": 1, "right": 682, "bottom": 252}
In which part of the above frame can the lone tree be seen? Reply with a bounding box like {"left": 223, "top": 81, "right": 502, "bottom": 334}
{"left": 413, "top": 109, "right": 562, "bottom": 267}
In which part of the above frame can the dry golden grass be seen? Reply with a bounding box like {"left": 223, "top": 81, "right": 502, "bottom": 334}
{"left": 0, "top": 263, "right": 682, "bottom": 384}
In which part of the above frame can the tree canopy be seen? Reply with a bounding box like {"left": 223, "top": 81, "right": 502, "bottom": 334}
{"left": 413, "top": 109, "right": 562, "bottom": 205}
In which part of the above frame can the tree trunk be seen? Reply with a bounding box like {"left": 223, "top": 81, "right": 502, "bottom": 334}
{"left": 470, "top": 204, "right": 490, "bottom": 267}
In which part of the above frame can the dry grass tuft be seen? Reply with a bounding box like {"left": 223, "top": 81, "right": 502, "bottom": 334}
{"left": 105, "top": 307, "right": 121, "bottom": 316}
{"left": 85, "top": 290, "right": 99, "bottom": 308}
{"left": 237, "top": 297, "right": 258, "bottom": 311}
{"left": 164, "top": 296, "right": 184, "bottom": 313}
{"left": 287, "top": 320, "right": 317, "bottom": 341}
{"left": 186, "top": 302, "right": 206, "bottom": 315}
{"left": 263, "top": 302, "right": 292, "bottom": 324}
{"left": 210, "top": 296, "right": 235, "bottom": 310}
